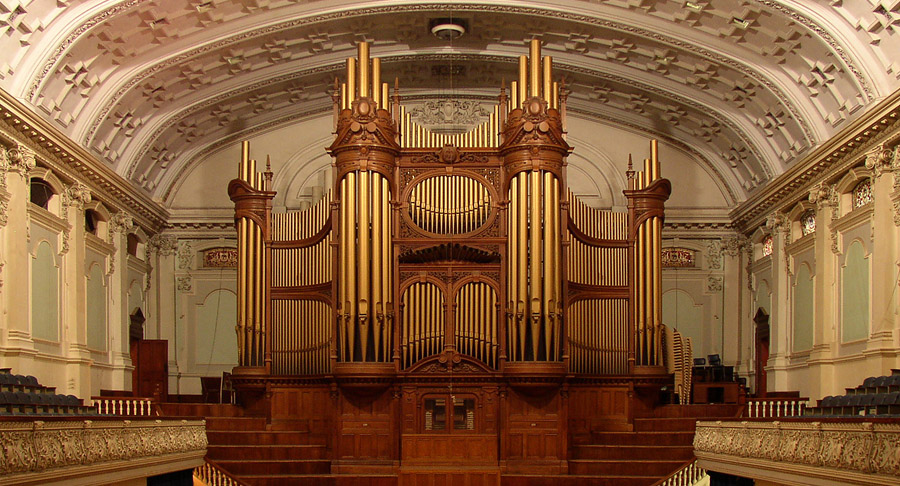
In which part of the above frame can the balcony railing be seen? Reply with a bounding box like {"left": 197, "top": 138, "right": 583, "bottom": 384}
{"left": 745, "top": 397, "right": 807, "bottom": 418}
{"left": 650, "top": 458, "right": 708, "bottom": 486}
{"left": 194, "top": 458, "right": 248, "bottom": 486}
{"left": 92, "top": 396, "right": 157, "bottom": 416}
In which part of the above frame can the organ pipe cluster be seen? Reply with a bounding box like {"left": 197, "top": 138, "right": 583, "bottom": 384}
{"left": 399, "top": 104, "right": 501, "bottom": 149}
{"left": 506, "top": 40, "right": 563, "bottom": 362}
{"left": 408, "top": 175, "right": 492, "bottom": 235}
{"left": 234, "top": 141, "right": 270, "bottom": 367}
{"left": 269, "top": 193, "right": 334, "bottom": 375}
{"left": 336, "top": 43, "right": 394, "bottom": 362}
{"left": 632, "top": 141, "right": 664, "bottom": 367}
{"left": 401, "top": 282, "right": 445, "bottom": 368}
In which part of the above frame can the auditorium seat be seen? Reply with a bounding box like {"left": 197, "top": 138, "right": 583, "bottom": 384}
{"left": 0, "top": 369, "right": 96, "bottom": 416}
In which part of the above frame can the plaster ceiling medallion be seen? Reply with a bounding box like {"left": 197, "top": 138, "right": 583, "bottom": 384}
{"left": 0, "top": 1, "right": 896, "bottom": 205}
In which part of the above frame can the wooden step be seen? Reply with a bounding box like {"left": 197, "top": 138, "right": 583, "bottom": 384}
{"left": 632, "top": 417, "right": 699, "bottom": 432}
{"left": 207, "top": 444, "right": 328, "bottom": 461}
{"left": 238, "top": 474, "right": 397, "bottom": 486}
{"left": 218, "top": 459, "right": 330, "bottom": 475}
{"left": 571, "top": 444, "right": 693, "bottom": 461}
{"left": 205, "top": 416, "right": 268, "bottom": 430}
{"left": 206, "top": 430, "right": 315, "bottom": 446}
{"left": 568, "top": 459, "right": 684, "bottom": 476}
{"left": 501, "top": 474, "right": 656, "bottom": 486}
{"left": 589, "top": 431, "right": 694, "bottom": 447}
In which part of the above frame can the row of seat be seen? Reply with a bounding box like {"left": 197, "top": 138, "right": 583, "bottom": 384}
{"left": 0, "top": 368, "right": 96, "bottom": 416}
{"left": 846, "top": 374, "right": 900, "bottom": 395}
{"left": 806, "top": 392, "right": 900, "bottom": 416}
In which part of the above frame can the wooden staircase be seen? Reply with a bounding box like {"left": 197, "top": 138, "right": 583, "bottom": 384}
{"left": 170, "top": 402, "right": 739, "bottom": 486}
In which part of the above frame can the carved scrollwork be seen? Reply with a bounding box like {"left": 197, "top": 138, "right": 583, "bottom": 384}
{"left": 694, "top": 421, "right": 900, "bottom": 478}
{"left": 0, "top": 420, "right": 207, "bottom": 478}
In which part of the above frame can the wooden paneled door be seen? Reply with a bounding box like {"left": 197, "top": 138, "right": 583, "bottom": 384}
{"left": 131, "top": 339, "right": 168, "bottom": 401}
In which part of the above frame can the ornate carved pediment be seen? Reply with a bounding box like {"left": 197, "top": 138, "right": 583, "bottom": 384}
{"left": 398, "top": 242, "right": 501, "bottom": 264}
{"left": 500, "top": 98, "right": 569, "bottom": 153}
{"left": 407, "top": 351, "right": 491, "bottom": 374}
{"left": 329, "top": 98, "right": 399, "bottom": 152}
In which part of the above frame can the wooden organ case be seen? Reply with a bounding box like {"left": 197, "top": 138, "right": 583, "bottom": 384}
{"left": 228, "top": 40, "right": 682, "bottom": 483}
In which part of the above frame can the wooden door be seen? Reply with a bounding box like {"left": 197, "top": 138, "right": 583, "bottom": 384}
{"left": 754, "top": 309, "right": 769, "bottom": 397}
{"left": 134, "top": 340, "right": 168, "bottom": 401}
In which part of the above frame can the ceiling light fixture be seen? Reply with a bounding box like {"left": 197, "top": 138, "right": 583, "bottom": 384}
{"left": 430, "top": 18, "right": 466, "bottom": 41}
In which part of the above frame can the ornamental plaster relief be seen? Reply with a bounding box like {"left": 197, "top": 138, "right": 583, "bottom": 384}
{"left": 3, "top": 0, "right": 891, "bottom": 206}
{"left": 0, "top": 419, "right": 207, "bottom": 479}
{"left": 694, "top": 420, "right": 900, "bottom": 479}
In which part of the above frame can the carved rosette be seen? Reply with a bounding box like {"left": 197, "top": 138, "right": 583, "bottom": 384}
{"left": 328, "top": 97, "right": 400, "bottom": 180}
{"left": 499, "top": 98, "right": 571, "bottom": 181}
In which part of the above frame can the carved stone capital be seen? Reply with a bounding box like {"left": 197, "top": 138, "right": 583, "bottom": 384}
{"left": 108, "top": 211, "right": 134, "bottom": 239}
{"left": 62, "top": 182, "right": 92, "bottom": 211}
{"left": 722, "top": 234, "right": 751, "bottom": 258}
{"left": 864, "top": 143, "right": 895, "bottom": 179}
{"left": 4, "top": 144, "right": 36, "bottom": 177}
{"left": 764, "top": 211, "right": 787, "bottom": 233}
{"left": 808, "top": 181, "right": 837, "bottom": 210}
{"left": 148, "top": 234, "right": 177, "bottom": 257}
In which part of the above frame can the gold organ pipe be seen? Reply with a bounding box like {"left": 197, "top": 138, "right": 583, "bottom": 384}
{"left": 542, "top": 172, "right": 553, "bottom": 360}
{"left": 516, "top": 172, "right": 527, "bottom": 361}
{"left": 529, "top": 170, "right": 542, "bottom": 359}
{"left": 551, "top": 82, "right": 559, "bottom": 110}
{"left": 346, "top": 173, "right": 357, "bottom": 360}
{"left": 510, "top": 81, "right": 519, "bottom": 113}
{"left": 358, "top": 42, "right": 369, "bottom": 99}
{"left": 372, "top": 173, "right": 382, "bottom": 360}
{"left": 341, "top": 83, "right": 348, "bottom": 110}
{"left": 508, "top": 176, "right": 518, "bottom": 361}
{"left": 542, "top": 56, "right": 552, "bottom": 104}
{"left": 382, "top": 177, "right": 391, "bottom": 361}
{"left": 518, "top": 53, "right": 528, "bottom": 102}
{"left": 552, "top": 176, "right": 561, "bottom": 360}
{"left": 372, "top": 57, "right": 381, "bottom": 106}
{"left": 382, "top": 83, "right": 389, "bottom": 113}
{"left": 339, "top": 178, "right": 348, "bottom": 358}
{"left": 529, "top": 40, "right": 541, "bottom": 98}
{"left": 359, "top": 171, "right": 370, "bottom": 359}
{"left": 347, "top": 58, "right": 357, "bottom": 105}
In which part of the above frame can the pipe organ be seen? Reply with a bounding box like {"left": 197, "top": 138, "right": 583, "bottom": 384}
{"left": 228, "top": 39, "right": 680, "bottom": 478}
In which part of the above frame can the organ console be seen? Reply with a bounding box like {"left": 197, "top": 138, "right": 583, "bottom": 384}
{"left": 228, "top": 39, "right": 689, "bottom": 478}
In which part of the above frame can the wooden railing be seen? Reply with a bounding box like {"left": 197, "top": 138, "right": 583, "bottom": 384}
{"left": 92, "top": 396, "right": 156, "bottom": 416}
{"left": 194, "top": 458, "right": 248, "bottom": 486}
{"left": 745, "top": 397, "right": 808, "bottom": 418}
{"left": 650, "top": 458, "right": 708, "bottom": 486}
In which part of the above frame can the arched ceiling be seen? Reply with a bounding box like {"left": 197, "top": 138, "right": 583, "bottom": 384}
{"left": 2, "top": 0, "right": 898, "bottom": 206}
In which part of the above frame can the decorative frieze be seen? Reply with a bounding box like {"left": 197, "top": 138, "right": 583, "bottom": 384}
{"left": 706, "top": 239, "right": 722, "bottom": 269}
{"left": 0, "top": 419, "right": 207, "bottom": 481}
{"left": 695, "top": 420, "right": 900, "bottom": 481}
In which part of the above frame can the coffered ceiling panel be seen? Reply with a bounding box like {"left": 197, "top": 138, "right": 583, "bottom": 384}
{"left": 1, "top": 0, "right": 897, "bottom": 205}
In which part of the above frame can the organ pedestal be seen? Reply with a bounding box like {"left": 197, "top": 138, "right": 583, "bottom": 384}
{"left": 228, "top": 39, "right": 684, "bottom": 479}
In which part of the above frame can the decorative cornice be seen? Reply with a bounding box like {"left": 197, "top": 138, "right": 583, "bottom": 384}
{"left": 731, "top": 89, "right": 900, "bottom": 233}
{"left": 695, "top": 420, "right": 900, "bottom": 483}
{"left": 0, "top": 88, "right": 168, "bottom": 232}
{"left": 0, "top": 419, "right": 206, "bottom": 484}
